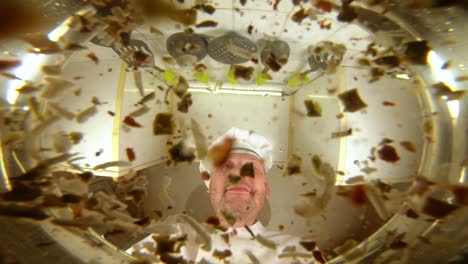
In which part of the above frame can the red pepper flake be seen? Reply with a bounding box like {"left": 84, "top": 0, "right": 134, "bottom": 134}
{"left": 208, "top": 114, "right": 212, "bottom": 118}
{"left": 126, "top": 147, "right": 136, "bottom": 161}
{"left": 314, "top": 0, "right": 333, "bottom": 12}
{"left": 123, "top": 115, "right": 142, "bottom": 128}
{"left": 377, "top": 144, "right": 400, "bottom": 163}
{"left": 201, "top": 171, "right": 210, "bottom": 181}
{"left": 382, "top": 101, "right": 396, "bottom": 106}
{"left": 206, "top": 216, "right": 220, "bottom": 226}
{"left": 86, "top": 52, "right": 99, "bottom": 64}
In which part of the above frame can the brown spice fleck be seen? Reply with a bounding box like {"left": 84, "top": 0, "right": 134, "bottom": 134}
{"left": 123, "top": 116, "right": 142, "bottom": 128}
{"left": 382, "top": 101, "right": 395, "bottom": 106}
{"left": 292, "top": 8, "right": 308, "bottom": 24}
{"left": 86, "top": 52, "right": 99, "bottom": 64}
{"left": 377, "top": 144, "right": 400, "bottom": 163}
{"left": 195, "top": 20, "right": 218, "bottom": 28}
{"left": 126, "top": 148, "right": 136, "bottom": 162}
{"left": 400, "top": 141, "right": 416, "bottom": 153}
{"left": 314, "top": 0, "right": 333, "bottom": 12}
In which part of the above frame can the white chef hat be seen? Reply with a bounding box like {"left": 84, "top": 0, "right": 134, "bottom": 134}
{"left": 199, "top": 127, "right": 273, "bottom": 188}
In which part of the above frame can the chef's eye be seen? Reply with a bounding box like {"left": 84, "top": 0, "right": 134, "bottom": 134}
{"left": 223, "top": 161, "right": 234, "bottom": 169}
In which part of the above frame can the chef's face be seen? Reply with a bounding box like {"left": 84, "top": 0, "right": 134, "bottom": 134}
{"left": 209, "top": 153, "right": 270, "bottom": 227}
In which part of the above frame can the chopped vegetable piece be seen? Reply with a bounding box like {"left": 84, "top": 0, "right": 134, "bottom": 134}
{"left": 177, "top": 93, "right": 192, "bottom": 113}
{"left": 304, "top": 99, "right": 322, "bottom": 117}
{"left": 76, "top": 105, "right": 97, "bottom": 123}
{"left": 169, "top": 141, "right": 195, "bottom": 164}
{"left": 338, "top": 88, "right": 368, "bottom": 112}
{"left": 233, "top": 65, "right": 255, "bottom": 81}
{"left": 123, "top": 115, "right": 142, "bottom": 128}
{"left": 377, "top": 144, "right": 400, "bottom": 163}
{"left": 240, "top": 162, "right": 255, "bottom": 177}
{"left": 153, "top": 113, "right": 174, "bottom": 135}
{"left": 208, "top": 137, "right": 235, "bottom": 167}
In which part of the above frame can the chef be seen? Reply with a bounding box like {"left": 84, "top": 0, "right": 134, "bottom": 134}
{"left": 128, "top": 128, "right": 315, "bottom": 263}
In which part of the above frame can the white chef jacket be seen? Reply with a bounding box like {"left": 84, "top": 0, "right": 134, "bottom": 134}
{"left": 127, "top": 219, "right": 316, "bottom": 264}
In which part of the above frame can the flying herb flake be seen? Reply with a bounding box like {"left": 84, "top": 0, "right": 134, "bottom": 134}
{"left": 304, "top": 99, "right": 322, "bottom": 117}
{"left": 153, "top": 113, "right": 174, "bottom": 135}
{"left": 240, "top": 162, "right": 255, "bottom": 177}
{"left": 338, "top": 88, "right": 368, "bottom": 112}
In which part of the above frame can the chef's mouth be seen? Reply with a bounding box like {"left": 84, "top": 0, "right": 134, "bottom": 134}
{"left": 225, "top": 185, "right": 251, "bottom": 193}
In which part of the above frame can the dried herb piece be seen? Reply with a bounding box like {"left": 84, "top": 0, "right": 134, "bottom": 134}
{"left": 304, "top": 100, "right": 322, "bottom": 117}
{"left": 374, "top": 55, "right": 401, "bottom": 68}
{"left": 378, "top": 144, "right": 400, "bottom": 163}
{"left": 233, "top": 65, "right": 255, "bottom": 81}
{"left": 123, "top": 116, "right": 142, "bottom": 128}
{"left": 331, "top": 128, "right": 352, "bottom": 138}
{"left": 153, "top": 113, "right": 174, "bottom": 135}
{"left": 300, "top": 241, "right": 316, "bottom": 251}
{"left": 400, "top": 141, "right": 416, "bottom": 152}
{"left": 177, "top": 93, "right": 192, "bottom": 113}
{"left": 337, "top": 1, "right": 357, "bottom": 22}
{"left": 138, "top": 92, "right": 155, "bottom": 105}
{"left": 69, "top": 132, "right": 83, "bottom": 144}
{"left": 221, "top": 209, "right": 236, "bottom": 226}
{"left": 284, "top": 154, "right": 302, "bottom": 176}
{"left": 169, "top": 141, "right": 196, "bottom": 164}
{"left": 213, "top": 249, "right": 232, "bottom": 260}
{"left": 311, "top": 155, "right": 322, "bottom": 173}
{"left": 76, "top": 105, "right": 97, "bottom": 123}
{"left": 370, "top": 67, "right": 385, "bottom": 82}
{"left": 126, "top": 148, "right": 136, "bottom": 161}
{"left": 273, "top": 0, "right": 280, "bottom": 10}
{"left": 208, "top": 137, "right": 235, "bottom": 167}
{"left": 404, "top": 40, "right": 431, "bottom": 65}
{"left": 292, "top": 8, "right": 308, "bottom": 24}
{"left": 240, "top": 162, "right": 255, "bottom": 177}
{"left": 338, "top": 88, "right": 368, "bottom": 112}
{"left": 195, "top": 20, "right": 218, "bottom": 28}
{"left": 229, "top": 174, "right": 242, "bottom": 185}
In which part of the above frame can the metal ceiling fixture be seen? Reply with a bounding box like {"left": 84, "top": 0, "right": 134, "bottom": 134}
{"left": 207, "top": 33, "right": 257, "bottom": 64}
{"left": 166, "top": 32, "right": 208, "bottom": 62}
